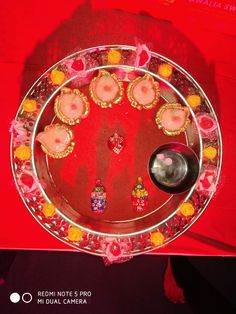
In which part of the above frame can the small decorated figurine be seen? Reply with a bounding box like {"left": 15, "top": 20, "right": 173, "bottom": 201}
{"left": 131, "top": 177, "right": 148, "bottom": 212}
{"left": 107, "top": 132, "right": 125, "bottom": 154}
{"left": 91, "top": 179, "right": 107, "bottom": 214}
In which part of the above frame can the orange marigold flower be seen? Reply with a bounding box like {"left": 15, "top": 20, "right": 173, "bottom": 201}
{"left": 42, "top": 203, "right": 56, "bottom": 217}
{"left": 203, "top": 146, "right": 217, "bottom": 160}
{"left": 150, "top": 231, "right": 165, "bottom": 246}
{"left": 67, "top": 226, "right": 83, "bottom": 242}
{"left": 50, "top": 69, "right": 65, "bottom": 85}
{"left": 158, "top": 63, "right": 173, "bottom": 78}
{"left": 186, "top": 94, "right": 201, "bottom": 109}
{"left": 15, "top": 145, "right": 31, "bottom": 160}
{"left": 107, "top": 50, "right": 122, "bottom": 64}
{"left": 22, "top": 99, "right": 37, "bottom": 113}
{"left": 179, "top": 202, "right": 195, "bottom": 217}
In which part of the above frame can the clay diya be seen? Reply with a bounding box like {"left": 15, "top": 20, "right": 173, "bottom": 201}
{"left": 127, "top": 74, "right": 160, "bottom": 110}
{"left": 156, "top": 103, "right": 190, "bottom": 136}
{"left": 89, "top": 70, "right": 123, "bottom": 108}
{"left": 54, "top": 87, "right": 89, "bottom": 125}
{"left": 36, "top": 123, "right": 75, "bottom": 158}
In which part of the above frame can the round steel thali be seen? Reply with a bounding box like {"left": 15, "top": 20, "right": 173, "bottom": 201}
{"left": 11, "top": 45, "right": 222, "bottom": 257}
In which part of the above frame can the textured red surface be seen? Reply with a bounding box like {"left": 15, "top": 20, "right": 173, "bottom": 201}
{"left": 0, "top": 0, "right": 236, "bottom": 255}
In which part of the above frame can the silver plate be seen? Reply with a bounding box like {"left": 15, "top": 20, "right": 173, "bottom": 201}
{"left": 11, "top": 45, "right": 222, "bottom": 257}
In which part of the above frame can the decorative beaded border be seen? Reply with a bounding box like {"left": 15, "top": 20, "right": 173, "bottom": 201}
{"left": 10, "top": 45, "right": 222, "bottom": 258}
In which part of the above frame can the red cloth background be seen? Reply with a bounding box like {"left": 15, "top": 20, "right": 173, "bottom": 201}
{"left": 0, "top": 0, "right": 236, "bottom": 255}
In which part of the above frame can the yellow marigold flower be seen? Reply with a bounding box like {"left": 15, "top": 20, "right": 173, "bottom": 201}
{"left": 22, "top": 99, "right": 37, "bottom": 113}
{"left": 50, "top": 69, "right": 65, "bottom": 85}
{"left": 180, "top": 202, "right": 195, "bottom": 217}
{"left": 107, "top": 50, "right": 122, "bottom": 64}
{"left": 158, "top": 63, "right": 173, "bottom": 78}
{"left": 67, "top": 226, "right": 83, "bottom": 242}
{"left": 15, "top": 145, "right": 31, "bottom": 160}
{"left": 150, "top": 231, "right": 165, "bottom": 246}
{"left": 42, "top": 203, "right": 56, "bottom": 217}
{"left": 186, "top": 94, "right": 201, "bottom": 109}
{"left": 203, "top": 146, "right": 217, "bottom": 160}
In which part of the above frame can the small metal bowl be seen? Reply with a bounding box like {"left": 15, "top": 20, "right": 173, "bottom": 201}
{"left": 148, "top": 142, "right": 200, "bottom": 194}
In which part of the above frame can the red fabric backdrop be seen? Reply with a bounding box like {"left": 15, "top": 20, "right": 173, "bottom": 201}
{"left": 0, "top": 0, "right": 236, "bottom": 255}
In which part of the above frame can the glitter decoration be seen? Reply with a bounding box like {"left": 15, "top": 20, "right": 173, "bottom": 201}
{"left": 91, "top": 179, "right": 107, "bottom": 214}
{"left": 131, "top": 177, "right": 148, "bottom": 212}
{"left": 107, "top": 132, "right": 125, "bottom": 154}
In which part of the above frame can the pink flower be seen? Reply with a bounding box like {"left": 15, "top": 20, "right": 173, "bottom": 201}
{"left": 17, "top": 170, "right": 40, "bottom": 196}
{"left": 196, "top": 114, "right": 217, "bottom": 139}
{"left": 196, "top": 165, "right": 217, "bottom": 194}
{"left": 64, "top": 56, "right": 87, "bottom": 78}
{"left": 103, "top": 238, "right": 132, "bottom": 266}
{"left": 134, "top": 40, "right": 152, "bottom": 68}
{"left": 9, "top": 120, "right": 28, "bottom": 144}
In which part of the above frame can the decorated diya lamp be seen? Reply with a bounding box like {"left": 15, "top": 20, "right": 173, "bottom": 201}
{"left": 149, "top": 143, "right": 199, "bottom": 194}
{"left": 127, "top": 74, "right": 160, "bottom": 110}
{"left": 155, "top": 103, "right": 190, "bottom": 136}
{"left": 91, "top": 179, "right": 107, "bottom": 214}
{"left": 89, "top": 70, "right": 124, "bottom": 108}
{"left": 54, "top": 87, "right": 89, "bottom": 125}
{"left": 131, "top": 177, "right": 148, "bottom": 212}
{"left": 36, "top": 123, "right": 75, "bottom": 158}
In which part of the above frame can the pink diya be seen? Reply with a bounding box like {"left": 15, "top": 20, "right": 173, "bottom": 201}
{"left": 89, "top": 70, "right": 124, "bottom": 108}
{"left": 156, "top": 103, "right": 190, "bottom": 136}
{"left": 36, "top": 123, "right": 75, "bottom": 158}
{"left": 54, "top": 87, "right": 89, "bottom": 125}
{"left": 127, "top": 74, "right": 160, "bottom": 110}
